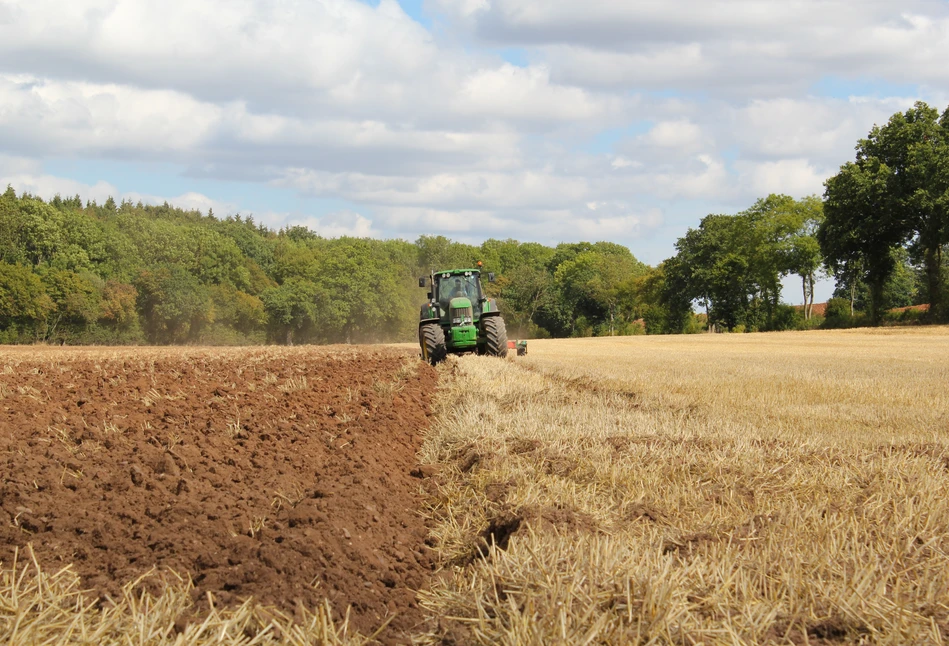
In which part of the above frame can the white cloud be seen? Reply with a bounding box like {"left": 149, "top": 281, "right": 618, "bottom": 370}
{"left": 641, "top": 120, "right": 706, "bottom": 151}
{"left": 442, "top": 1, "right": 949, "bottom": 97}
{"left": 0, "top": 74, "right": 220, "bottom": 158}
{"left": 372, "top": 203, "right": 663, "bottom": 245}
{"left": 453, "top": 64, "right": 617, "bottom": 124}
{"left": 610, "top": 156, "right": 638, "bottom": 170}
{"left": 1, "top": 172, "right": 120, "bottom": 204}
{"left": 287, "top": 210, "right": 380, "bottom": 238}
{"left": 275, "top": 168, "right": 592, "bottom": 210}
{"left": 735, "top": 158, "right": 826, "bottom": 198}
{"left": 0, "top": 154, "right": 41, "bottom": 176}
{"left": 1, "top": 0, "right": 948, "bottom": 261}
{"left": 0, "top": 170, "right": 239, "bottom": 216}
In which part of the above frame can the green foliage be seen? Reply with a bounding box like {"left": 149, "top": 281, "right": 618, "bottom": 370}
{"left": 660, "top": 195, "right": 824, "bottom": 332}
{"left": 18, "top": 178, "right": 932, "bottom": 343}
{"left": 39, "top": 268, "right": 101, "bottom": 342}
{"left": 822, "top": 297, "right": 864, "bottom": 329}
{"left": 0, "top": 261, "right": 53, "bottom": 339}
{"left": 821, "top": 102, "right": 949, "bottom": 321}
{"left": 260, "top": 277, "right": 325, "bottom": 344}
{"left": 135, "top": 266, "right": 214, "bottom": 343}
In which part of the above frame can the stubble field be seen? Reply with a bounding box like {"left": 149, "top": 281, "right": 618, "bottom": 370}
{"left": 2, "top": 327, "right": 948, "bottom": 645}
{"left": 422, "top": 327, "right": 949, "bottom": 644}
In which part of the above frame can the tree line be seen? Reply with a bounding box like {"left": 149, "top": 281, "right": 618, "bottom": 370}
{"left": 1, "top": 101, "right": 946, "bottom": 344}
{"left": 0, "top": 188, "right": 653, "bottom": 344}
{"left": 635, "top": 100, "right": 948, "bottom": 334}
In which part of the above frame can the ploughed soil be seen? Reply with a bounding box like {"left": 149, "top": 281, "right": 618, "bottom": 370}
{"left": 0, "top": 345, "right": 437, "bottom": 641}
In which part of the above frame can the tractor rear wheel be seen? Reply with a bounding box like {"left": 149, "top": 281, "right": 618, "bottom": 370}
{"left": 420, "top": 323, "right": 447, "bottom": 365}
{"left": 483, "top": 316, "right": 508, "bottom": 358}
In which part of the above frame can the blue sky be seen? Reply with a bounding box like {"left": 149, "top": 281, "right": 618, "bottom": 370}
{"left": 2, "top": 0, "right": 948, "bottom": 303}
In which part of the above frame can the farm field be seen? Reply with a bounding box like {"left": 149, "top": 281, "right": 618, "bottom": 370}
{"left": 421, "top": 327, "right": 949, "bottom": 644}
{"left": 1, "top": 327, "right": 948, "bottom": 645}
{"left": 0, "top": 345, "right": 437, "bottom": 644}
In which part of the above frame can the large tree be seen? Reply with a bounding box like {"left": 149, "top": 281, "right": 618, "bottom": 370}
{"left": 821, "top": 101, "right": 949, "bottom": 320}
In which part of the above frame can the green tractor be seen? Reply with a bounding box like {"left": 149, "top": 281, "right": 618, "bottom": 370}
{"left": 418, "top": 265, "right": 508, "bottom": 365}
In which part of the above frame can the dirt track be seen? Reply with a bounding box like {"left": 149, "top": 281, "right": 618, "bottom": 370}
{"left": 0, "top": 345, "right": 437, "bottom": 640}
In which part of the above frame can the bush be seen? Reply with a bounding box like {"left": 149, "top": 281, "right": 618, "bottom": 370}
{"left": 682, "top": 313, "right": 706, "bottom": 334}
{"left": 797, "top": 315, "right": 824, "bottom": 330}
{"left": 823, "top": 298, "right": 860, "bottom": 329}
{"left": 770, "top": 304, "right": 803, "bottom": 331}
{"left": 881, "top": 306, "right": 926, "bottom": 326}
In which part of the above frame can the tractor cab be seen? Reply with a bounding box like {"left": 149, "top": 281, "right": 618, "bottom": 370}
{"left": 435, "top": 272, "right": 484, "bottom": 320}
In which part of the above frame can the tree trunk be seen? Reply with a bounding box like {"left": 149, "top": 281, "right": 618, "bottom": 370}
{"left": 802, "top": 276, "right": 808, "bottom": 320}
{"left": 849, "top": 281, "right": 856, "bottom": 317}
{"left": 924, "top": 245, "right": 942, "bottom": 319}
{"left": 807, "top": 273, "right": 815, "bottom": 319}
{"left": 869, "top": 278, "right": 884, "bottom": 323}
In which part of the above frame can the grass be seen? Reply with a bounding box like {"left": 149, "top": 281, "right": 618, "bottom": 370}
{"left": 1, "top": 547, "right": 371, "bottom": 646}
{"left": 418, "top": 327, "right": 949, "bottom": 644}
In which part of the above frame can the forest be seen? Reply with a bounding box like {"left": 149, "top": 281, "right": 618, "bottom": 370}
{"left": 0, "top": 101, "right": 946, "bottom": 344}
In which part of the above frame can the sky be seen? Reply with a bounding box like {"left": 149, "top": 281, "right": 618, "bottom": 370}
{"left": 2, "top": 0, "right": 949, "bottom": 304}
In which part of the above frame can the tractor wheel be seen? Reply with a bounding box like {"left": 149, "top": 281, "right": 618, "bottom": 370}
{"left": 483, "top": 316, "right": 509, "bottom": 358}
{"left": 420, "top": 323, "right": 447, "bottom": 365}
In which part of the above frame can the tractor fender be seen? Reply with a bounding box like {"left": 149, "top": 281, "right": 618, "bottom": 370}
{"left": 480, "top": 298, "right": 501, "bottom": 315}
{"left": 419, "top": 302, "right": 440, "bottom": 328}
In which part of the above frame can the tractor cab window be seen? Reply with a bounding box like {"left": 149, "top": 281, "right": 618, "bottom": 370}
{"left": 438, "top": 274, "right": 480, "bottom": 309}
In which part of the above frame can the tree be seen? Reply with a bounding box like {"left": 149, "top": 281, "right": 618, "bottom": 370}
{"left": 820, "top": 158, "right": 903, "bottom": 321}
{"left": 261, "top": 277, "right": 324, "bottom": 344}
{"left": 39, "top": 268, "right": 101, "bottom": 341}
{"left": 0, "top": 262, "right": 53, "bottom": 338}
{"left": 416, "top": 235, "right": 479, "bottom": 273}
{"left": 99, "top": 280, "right": 139, "bottom": 329}
{"left": 135, "top": 266, "right": 214, "bottom": 343}
{"left": 635, "top": 262, "right": 694, "bottom": 334}
{"left": 671, "top": 214, "right": 756, "bottom": 331}
{"left": 822, "top": 101, "right": 949, "bottom": 320}
{"left": 831, "top": 247, "right": 920, "bottom": 314}
{"left": 776, "top": 196, "right": 825, "bottom": 320}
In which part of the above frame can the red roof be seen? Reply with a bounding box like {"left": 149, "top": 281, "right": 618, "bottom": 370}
{"left": 889, "top": 303, "right": 929, "bottom": 313}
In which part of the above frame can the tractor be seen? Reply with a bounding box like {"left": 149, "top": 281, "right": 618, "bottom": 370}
{"left": 418, "top": 264, "right": 508, "bottom": 365}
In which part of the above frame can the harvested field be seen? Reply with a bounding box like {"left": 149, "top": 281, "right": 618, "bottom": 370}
{"left": 0, "top": 345, "right": 437, "bottom": 643}
{"left": 419, "top": 327, "right": 949, "bottom": 645}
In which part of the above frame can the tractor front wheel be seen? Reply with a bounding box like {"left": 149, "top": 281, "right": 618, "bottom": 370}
{"left": 420, "top": 323, "right": 447, "bottom": 365}
{"left": 483, "top": 316, "right": 509, "bottom": 358}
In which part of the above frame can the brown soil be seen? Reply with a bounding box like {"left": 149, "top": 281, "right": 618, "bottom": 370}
{"left": 0, "top": 345, "right": 437, "bottom": 642}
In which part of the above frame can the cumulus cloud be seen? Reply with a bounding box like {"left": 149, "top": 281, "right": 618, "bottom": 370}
{"left": 641, "top": 120, "right": 706, "bottom": 152}
{"left": 286, "top": 210, "right": 381, "bottom": 239}
{"left": 443, "top": 1, "right": 949, "bottom": 95}
{"left": 372, "top": 203, "right": 663, "bottom": 245}
{"left": 1, "top": 172, "right": 120, "bottom": 204}
{"left": 0, "top": 170, "right": 238, "bottom": 216}
{"left": 735, "top": 158, "right": 827, "bottom": 198}
{"left": 0, "top": 0, "right": 947, "bottom": 258}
